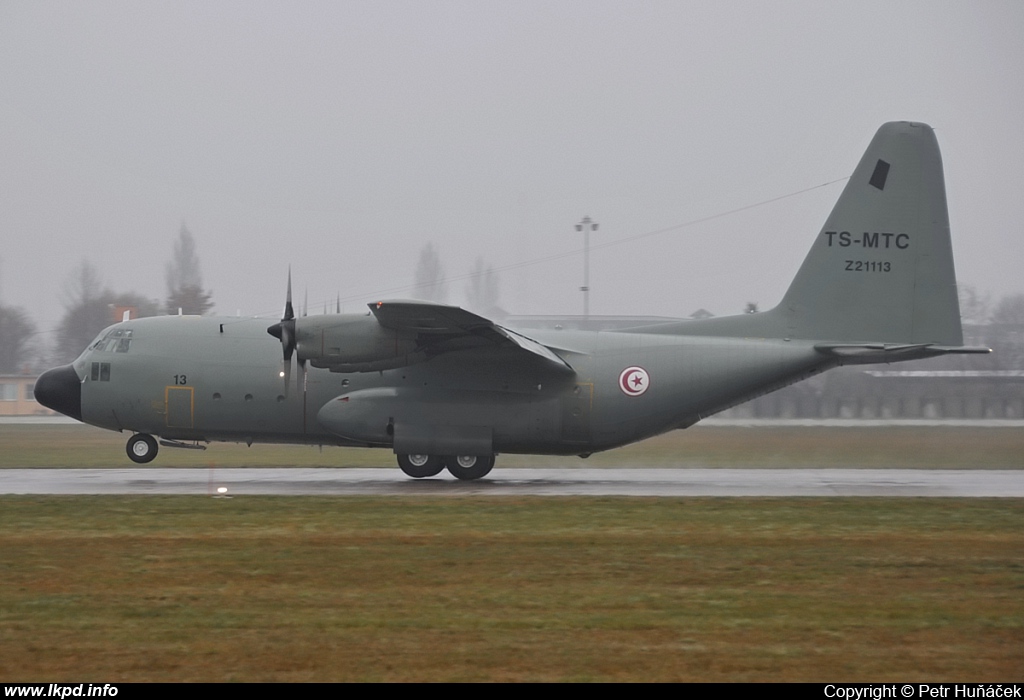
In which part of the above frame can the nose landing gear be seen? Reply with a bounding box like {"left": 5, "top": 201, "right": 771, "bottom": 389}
{"left": 126, "top": 434, "right": 159, "bottom": 464}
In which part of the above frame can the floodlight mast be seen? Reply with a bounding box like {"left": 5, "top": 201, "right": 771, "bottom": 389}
{"left": 575, "top": 216, "right": 598, "bottom": 320}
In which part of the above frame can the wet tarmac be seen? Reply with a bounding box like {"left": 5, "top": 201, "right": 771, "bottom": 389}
{"left": 2, "top": 467, "right": 1022, "bottom": 497}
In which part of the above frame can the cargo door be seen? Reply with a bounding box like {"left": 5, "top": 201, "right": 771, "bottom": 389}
{"left": 165, "top": 386, "right": 194, "bottom": 429}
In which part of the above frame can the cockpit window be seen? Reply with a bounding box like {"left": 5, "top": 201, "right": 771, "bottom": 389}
{"left": 91, "top": 328, "right": 133, "bottom": 353}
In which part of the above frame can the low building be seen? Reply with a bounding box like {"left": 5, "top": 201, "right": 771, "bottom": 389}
{"left": 0, "top": 375, "right": 55, "bottom": 416}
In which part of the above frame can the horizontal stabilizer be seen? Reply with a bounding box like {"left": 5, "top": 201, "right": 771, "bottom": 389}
{"left": 814, "top": 341, "right": 991, "bottom": 364}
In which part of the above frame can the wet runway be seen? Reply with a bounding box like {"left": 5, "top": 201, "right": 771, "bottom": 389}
{"left": 2, "top": 468, "right": 1022, "bottom": 497}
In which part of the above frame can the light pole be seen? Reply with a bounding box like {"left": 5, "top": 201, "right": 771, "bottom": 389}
{"left": 575, "top": 216, "right": 598, "bottom": 320}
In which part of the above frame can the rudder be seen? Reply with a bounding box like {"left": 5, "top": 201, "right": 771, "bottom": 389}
{"left": 778, "top": 121, "right": 963, "bottom": 345}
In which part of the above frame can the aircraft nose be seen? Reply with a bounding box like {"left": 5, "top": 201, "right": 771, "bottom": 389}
{"left": 34, "top": 365, "right": 83, "bottom": 421}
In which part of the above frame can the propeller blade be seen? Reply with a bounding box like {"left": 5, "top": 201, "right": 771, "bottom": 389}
{"left": 283, "top": 268, "right": 294, "bottom": 321}
{"left": 267, "top": 268, "right": 298, "bottom": 398}
{"left": 282, "top": 323, "right": 294, "bottom": 362}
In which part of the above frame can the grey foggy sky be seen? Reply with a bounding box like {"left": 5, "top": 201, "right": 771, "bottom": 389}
{"left": 1, "top": 1, "right": 1023, "bottom": 341}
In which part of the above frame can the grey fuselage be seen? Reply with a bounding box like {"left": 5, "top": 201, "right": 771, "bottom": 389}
{"left": 69, "top": 314, "right": 829, "bottom": 456}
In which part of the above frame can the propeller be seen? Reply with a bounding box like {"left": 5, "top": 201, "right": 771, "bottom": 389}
{"left": 267, "top": 269, "right": 306, "bottom": 397}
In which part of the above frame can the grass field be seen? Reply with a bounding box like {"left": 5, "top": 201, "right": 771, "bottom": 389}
{"left": 0, "top": 496, "right": 1021, "bottom": 682}
{"left": 2, "top": 423, "right": 1023, "bottom": 468}
{"left": 1, "top": 425, "right": 1021, "bottom": 681}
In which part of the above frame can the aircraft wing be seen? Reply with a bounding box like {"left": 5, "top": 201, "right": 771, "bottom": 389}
{"left": 369, "top": 300, "right": 574, "bottom": 373}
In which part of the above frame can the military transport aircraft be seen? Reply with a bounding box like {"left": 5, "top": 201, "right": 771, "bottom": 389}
{"left": 35, "top": 122, "right": 989, "bottom": 480}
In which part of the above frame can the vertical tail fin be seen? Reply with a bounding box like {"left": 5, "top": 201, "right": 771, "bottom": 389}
{"left": 778, "top": 121, "right": 962, "bottom": 345}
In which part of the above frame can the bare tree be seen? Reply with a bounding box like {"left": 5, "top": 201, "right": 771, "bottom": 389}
{"left": 55, "top": 261, "right": 160, "bottom": 363}
{"left": 56, "top": 261, "right": 110, "bottom": 363}
{"left": 166, "top": 224, "right": 214, "bottom": 315}
{"left": 412, "top": 242, "right": 447, "bottom": 303}
{"left": 958, "top": 285, "right": 991, "bottom": 325}
{"left": 59, "top": 259, "right": 103, "bottom": 311}
{"left": 0, "top": 305, "right": 36, "bottom": 373}
{"left": 464, "top": 257, "right": 501, "bottom": 317}
{"left": 987, "top": 293, "right": 1024, "bottom": 370}
{"left": 991, "top": 293, "right": 1024, "bottom": 325}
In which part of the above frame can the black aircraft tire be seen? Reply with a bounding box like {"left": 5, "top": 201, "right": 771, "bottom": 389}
{"left": 397, "top": 454, "right": 445, "bottom": 478}
{"left": 126, "top": 434, "right": 159, "bottom": 464}
{"left": 444, "top": 454, "right": 495, "bottom": 481}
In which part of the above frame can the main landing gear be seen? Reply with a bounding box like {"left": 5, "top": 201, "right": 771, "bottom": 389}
{"left": 397, "top": 454, "right": 445, "bottom": 478}
{"left": 396, "top": 453, "right": 495, "bottom": 480}
{"left": 126, "top": 433, "right": 158, "bottom": 464}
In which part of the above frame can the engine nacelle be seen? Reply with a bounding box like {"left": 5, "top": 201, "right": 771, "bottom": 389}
{"left": 294, "top": 314, "right": 422, "bottom": 372}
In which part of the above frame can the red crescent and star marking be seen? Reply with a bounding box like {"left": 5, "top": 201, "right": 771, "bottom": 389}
{"left": 618, "top": 366, "right": 650, "bottom": 396}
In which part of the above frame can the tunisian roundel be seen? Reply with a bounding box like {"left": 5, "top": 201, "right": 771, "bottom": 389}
{"left": 618, "top": 366, "right": 650, "bottom": 396}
